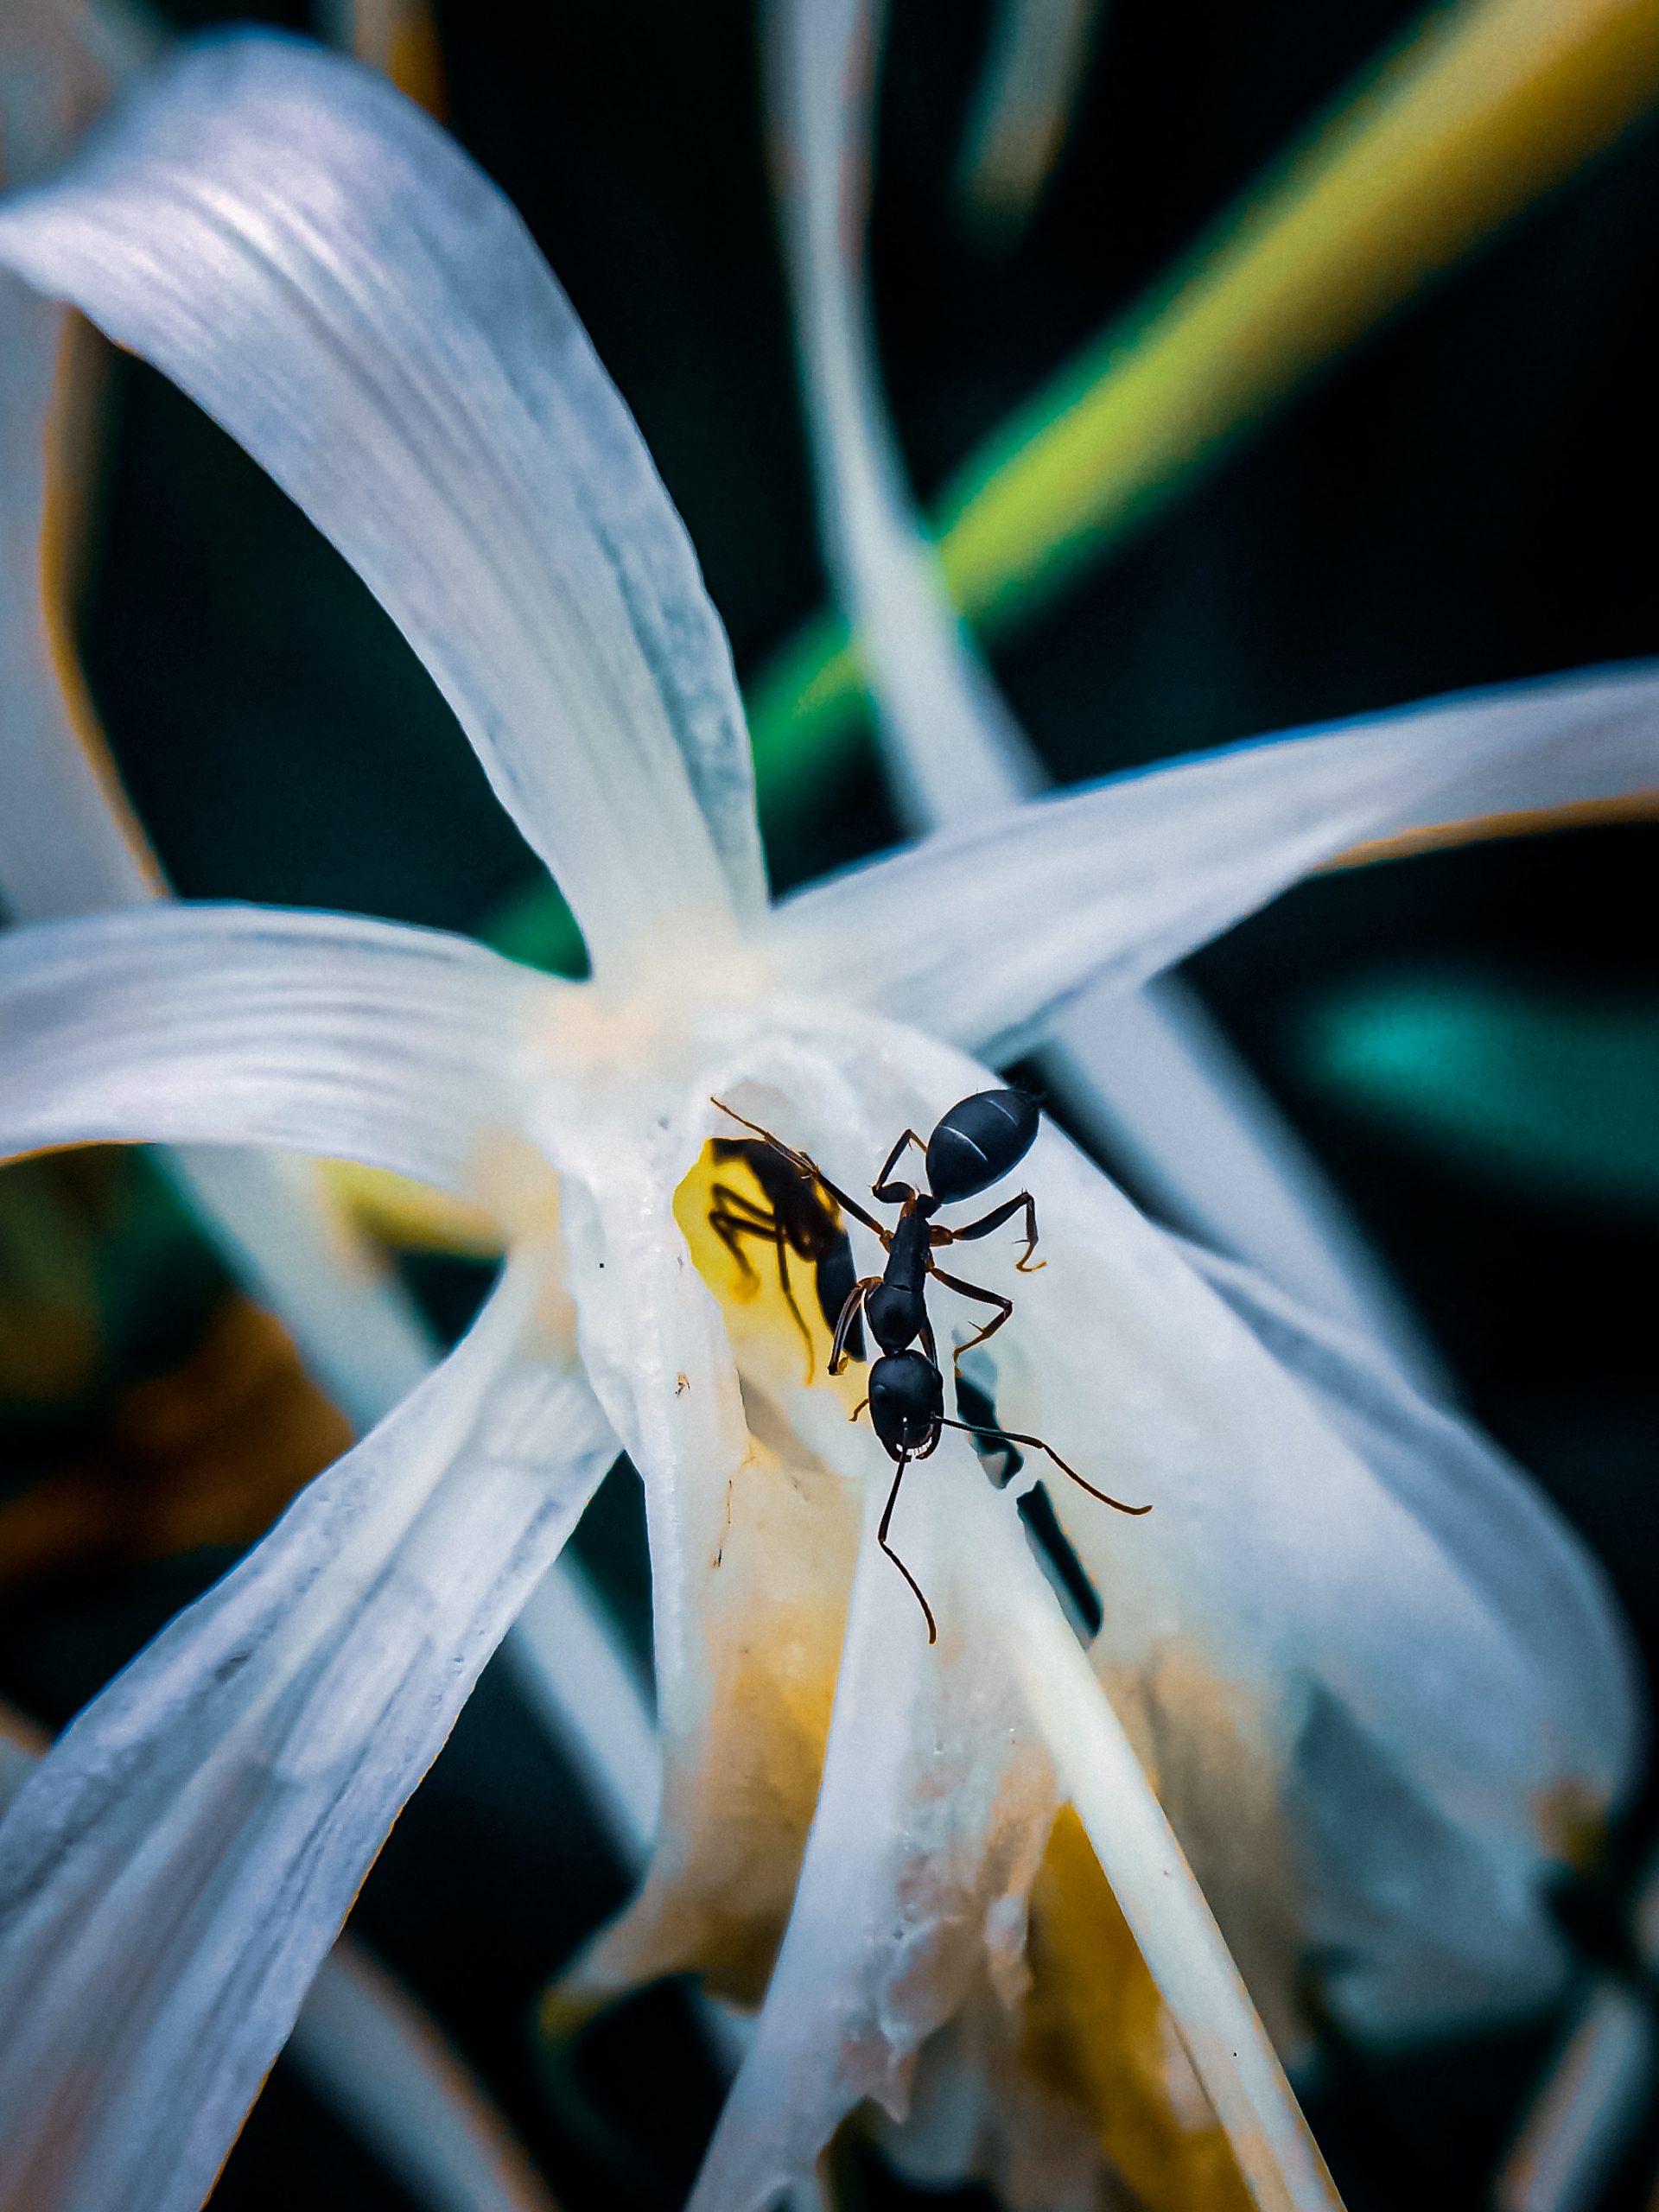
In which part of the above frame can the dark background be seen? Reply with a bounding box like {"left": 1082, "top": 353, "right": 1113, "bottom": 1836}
{"left": 2, "top": 0, "right": 1656, "bottom": 2205}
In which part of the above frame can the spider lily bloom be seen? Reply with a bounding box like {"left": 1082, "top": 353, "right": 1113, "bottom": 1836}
{"left": 0, "top": 35, "right": 1650, "bottom": 2212}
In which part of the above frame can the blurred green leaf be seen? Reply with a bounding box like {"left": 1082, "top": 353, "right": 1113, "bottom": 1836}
{"left": 1299, "top": 974, "right": 1659, "bottom": 1211}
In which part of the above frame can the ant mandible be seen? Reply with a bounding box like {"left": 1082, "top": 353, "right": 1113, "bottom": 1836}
{"left": 710, "top": 1090, "right": 1148, "bottom": 1643}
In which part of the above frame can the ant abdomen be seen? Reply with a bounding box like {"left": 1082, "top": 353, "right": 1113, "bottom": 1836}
{"left": 925, "top": 1089, "right": 1039, "bottom": 1205}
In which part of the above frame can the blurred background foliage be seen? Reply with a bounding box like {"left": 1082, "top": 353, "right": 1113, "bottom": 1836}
{"left": 3, "top": 0, "right": 1658, "bottom": 2206}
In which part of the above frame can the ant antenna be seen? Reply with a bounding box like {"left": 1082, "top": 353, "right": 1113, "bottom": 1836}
{"left": 877, "top": 1451, "right": 938, "bottom": 1644}
{"left": 938, "top": 1417, "right": 1150, "bottom": 1516}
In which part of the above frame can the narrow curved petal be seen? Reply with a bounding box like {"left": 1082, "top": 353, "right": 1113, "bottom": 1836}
{"left": 1174, "top": 1236, "right": 1637, "bottom": 1801}
{"left": 768, "top": 0, "right": 1041, "bottom": 833}
{"left": 1170, "top": 1236, "right": 1642, "bottom": 2033}
{"left": 768, "top": 0, "right": 1440, "bottom": 1377}
{"left": 772, "top": 664, "right": 1659, "bottom": 1059}
{"left": 0, "top": 903, "right": 549, "bottom": 1198}
{"left": 0, "top": 1254, "right": 616, "bottom": 2212}
{"left": 0, "top": 33, "right": 766, "bottom": 968}
{"left": 1003, "top": 1550, "right": 1343, "bottom": 2212}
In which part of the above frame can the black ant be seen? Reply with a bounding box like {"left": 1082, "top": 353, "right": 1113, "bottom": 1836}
{"left": 711, "top": 1090, "right": 1148, "bottom": 1642}
{"left": 706, "top": 1139, "right": 863, "bottom": 1381}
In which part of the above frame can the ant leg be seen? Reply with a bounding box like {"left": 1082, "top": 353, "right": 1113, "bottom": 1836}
{"left": 710, "top": 1097, "right": 890, "bottom": 1239}
{"left": 772, "top": 1236, "right": 815, "bottom": 1385}
{"left": 872, "top": 1128, "right": 929, "bottom": 1205}
{"left": 938, "top": 1418, "right": 1150, "bottom": 1515}
{"left": 878, "top": 1452, "right": 938, "bottom": 1643}
{"left": 709, "top": 1206, "right": 817, "bottom": 1377}
{"left": 830, "top": 1278, "right": 882, "bottom": 1374}
{"left": 938, "top": 1191, "right": 1044, "bottom": 1273}
{"left": 929, "top": 1265, "right": 1013, "bottom": 1368}
{"left": 849, "top": 1396, "right": 869, "bottom": 1421}
{"left": 706, "top": 1198, "right": 765, "bottom": 1286}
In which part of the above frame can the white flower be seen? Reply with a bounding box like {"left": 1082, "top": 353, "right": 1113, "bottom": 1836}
{"left": 0, "top": 33, "right": 1651, "bottom": 2212}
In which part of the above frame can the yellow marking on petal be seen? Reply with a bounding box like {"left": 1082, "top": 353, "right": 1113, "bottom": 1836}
{"left": 673, "top": 1142, "right": 866, "bottom": 1413}
{"left": 1022, "top": 1807, "right": 1255, "bottom": 2212}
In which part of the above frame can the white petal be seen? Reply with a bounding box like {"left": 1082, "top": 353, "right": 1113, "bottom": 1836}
{"left": 1172, "top": 1235, "right": 1641, "bottom": 2034}
{"left": 0, "top": 903, "right": 545, "bottom": 1196}
{"left": 768, "top": 0, "right": 1042, "bottom": 834}
{"left": 1176, "top": 1236, "right": 1637, "bottom": 1795}
{"left": 768, "top": 0, "right": 1440, "bottom": 1379}
{"left": 0, "top": 33, "right": 766, "bottom": 967}
{"left": 771, "top": 664, "right": 1659, "bottom": 1059}
{"left": 1039, "top": 976, "right": 1446, "bottom": 1387}
{"left": 0, "top": 1253, "right": 616, "bottom": 2212}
